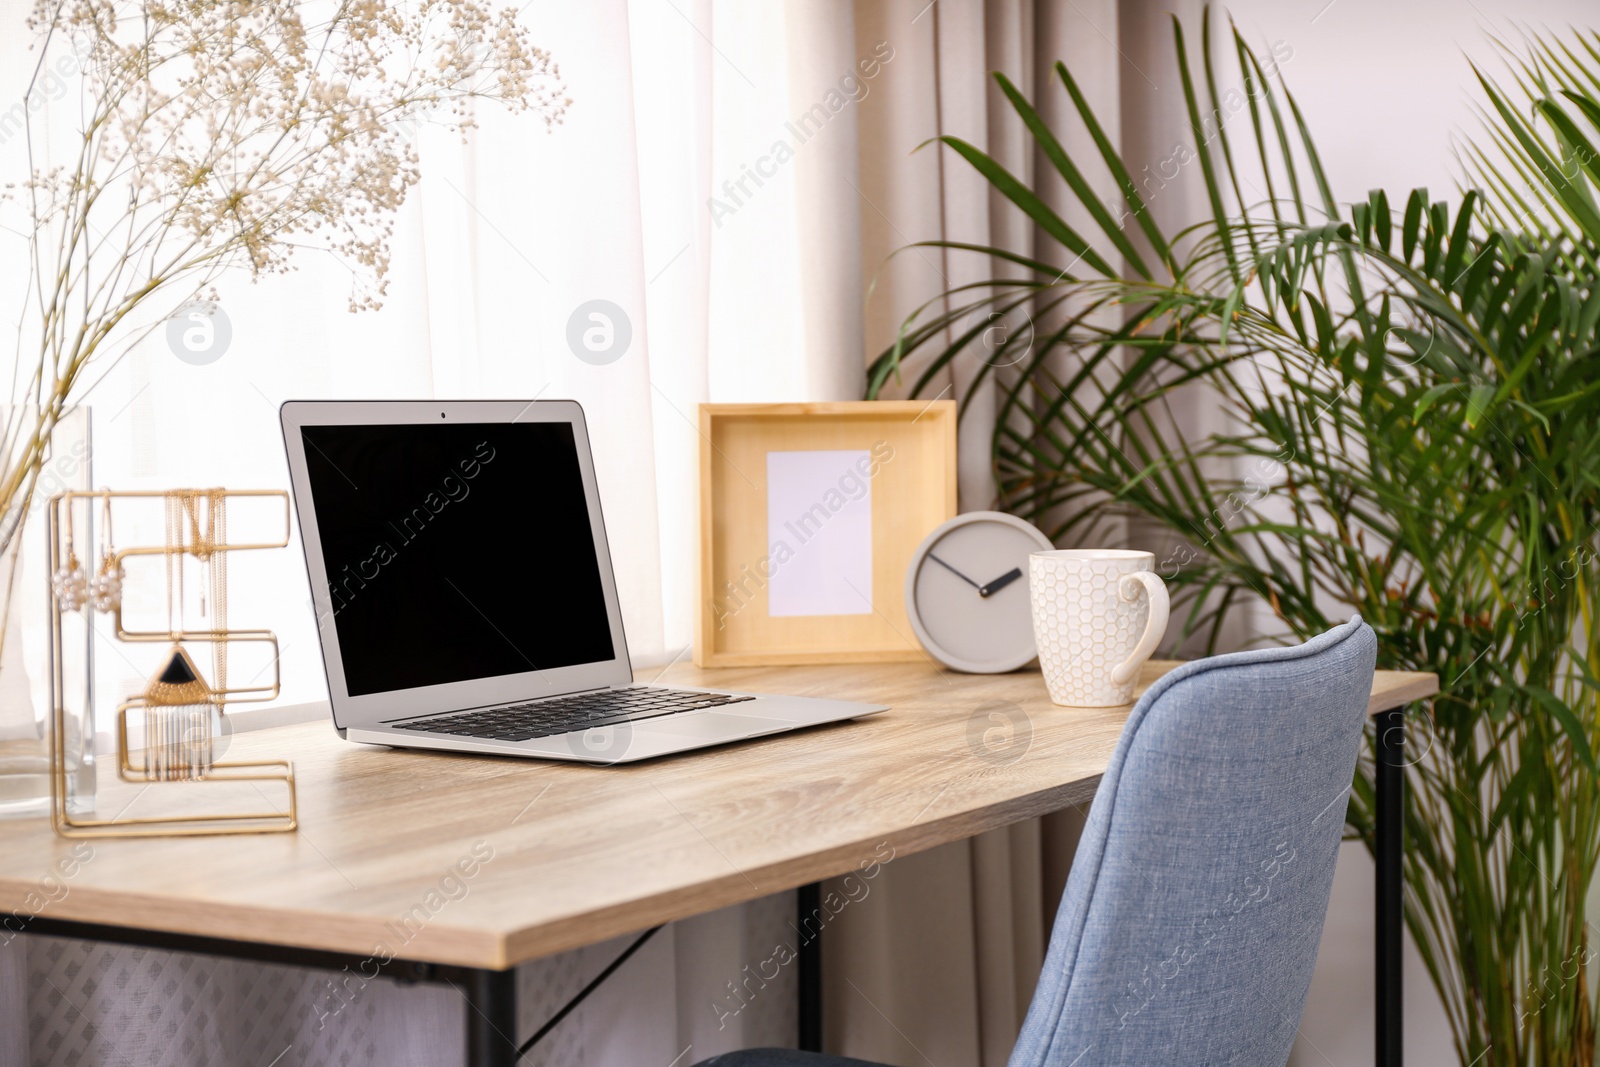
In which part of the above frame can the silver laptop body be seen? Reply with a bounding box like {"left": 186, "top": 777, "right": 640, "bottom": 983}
{"left": 280, "top": 399, "right": 886, "bottom": 764}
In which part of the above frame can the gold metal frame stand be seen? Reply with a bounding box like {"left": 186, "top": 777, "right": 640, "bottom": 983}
{"left": 48, "top": 489, "right": 297, "bottom": 837}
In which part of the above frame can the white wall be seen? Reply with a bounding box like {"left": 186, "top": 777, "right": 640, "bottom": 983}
{"left": 1208, "top": 2, "right": 1597, "bottom": 1063}
{"left": 1226, "top": 0, "right": 1576, "bottom": 204}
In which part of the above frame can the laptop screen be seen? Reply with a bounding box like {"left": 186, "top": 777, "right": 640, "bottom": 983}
{"left": 299, "top": 421, "right": 617, "bottom": 697}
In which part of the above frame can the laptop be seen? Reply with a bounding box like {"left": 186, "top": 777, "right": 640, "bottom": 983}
{"left": 279, "top": 399, "right": 888, "bottom": 764}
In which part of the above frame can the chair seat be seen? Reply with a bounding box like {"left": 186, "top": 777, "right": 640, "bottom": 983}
{"left": 693, "top": 1051, "right": 885, "bottom": 1067}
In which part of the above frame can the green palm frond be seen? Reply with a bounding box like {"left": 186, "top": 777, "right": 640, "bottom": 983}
{"left": 865, "top": 9, "right": 1600, "bottom": 1064}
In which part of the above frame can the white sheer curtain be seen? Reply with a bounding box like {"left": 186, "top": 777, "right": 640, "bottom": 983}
{"left": 0, "top": 0, "right": 880, "bottom": 715}
{"left": 0, "top": 0, "right": 868, "bottom": 1062}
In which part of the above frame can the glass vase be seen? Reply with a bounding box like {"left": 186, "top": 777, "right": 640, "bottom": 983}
{"left": 0, "top": 406, "right": 93, "bottom": 818}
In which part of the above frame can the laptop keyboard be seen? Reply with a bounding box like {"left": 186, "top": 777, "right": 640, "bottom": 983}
{"left": 390, "top": 687, "right": 755, "bottom": 742}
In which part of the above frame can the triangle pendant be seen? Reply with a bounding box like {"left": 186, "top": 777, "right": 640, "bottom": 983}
{"left": 145, "top": 645, "right": 212, "bottom": 707}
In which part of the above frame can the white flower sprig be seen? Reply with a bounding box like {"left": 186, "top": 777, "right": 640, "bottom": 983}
{"left": 0, "top": 0, "right": 567, "bottom": 565}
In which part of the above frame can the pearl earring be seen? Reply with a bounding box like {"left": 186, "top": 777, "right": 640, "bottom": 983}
{"left": 90, "top": 489, "right": 124, "bottom": 614}
{"left": 52, "top": 497, "right": 88, "bottom": 612}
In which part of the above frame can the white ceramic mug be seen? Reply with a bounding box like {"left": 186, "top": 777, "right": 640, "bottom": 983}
{"left": 1028, "top": 549, "right": 1170, "bottom": 707}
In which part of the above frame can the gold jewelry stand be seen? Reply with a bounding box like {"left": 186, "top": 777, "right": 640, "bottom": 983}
{"left": 48, "top": 489, "right": 298, "bottom": 837}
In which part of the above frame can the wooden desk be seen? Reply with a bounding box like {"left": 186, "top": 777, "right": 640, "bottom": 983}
{"left": 0, "top": 660, "right": 1437, "bottom": 1066}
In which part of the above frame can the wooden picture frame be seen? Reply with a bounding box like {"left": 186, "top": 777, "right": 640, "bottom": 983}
{"left": 696, "top": 401, "right": 957, "bottom": 667}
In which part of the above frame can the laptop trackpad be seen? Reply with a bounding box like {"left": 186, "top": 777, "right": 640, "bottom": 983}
{"left": 636, "top": 711, "right": 799, "bottom": 739}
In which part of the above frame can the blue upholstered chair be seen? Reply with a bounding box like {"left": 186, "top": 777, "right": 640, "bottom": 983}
{"left": 697, "top": 616, "right": 1378, "bottom": 1067}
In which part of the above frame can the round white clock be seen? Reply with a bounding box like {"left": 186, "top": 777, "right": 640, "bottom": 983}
{"left": 905, "top": 511, "right": 1055, "bottom": 673}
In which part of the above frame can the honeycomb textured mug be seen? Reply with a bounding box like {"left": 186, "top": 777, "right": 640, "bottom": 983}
{"left": 1028, "top": 550, "right": 1170, "bottom": 707}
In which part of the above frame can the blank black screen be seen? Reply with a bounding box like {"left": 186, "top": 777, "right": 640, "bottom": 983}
{"left": 300, "top": 421, "right": 616, "bottom": 697}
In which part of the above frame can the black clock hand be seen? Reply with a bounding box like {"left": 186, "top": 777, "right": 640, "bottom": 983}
{"left": 927, "top": 552, "right": 981, "bottom": 590}
{"left": 978, "top": 567, "right": 1024, "bottom": 598}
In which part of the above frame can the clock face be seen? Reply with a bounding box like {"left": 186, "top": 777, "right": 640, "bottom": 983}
{"left": 905, "top": 512, "right": 1054, "bottom": 673}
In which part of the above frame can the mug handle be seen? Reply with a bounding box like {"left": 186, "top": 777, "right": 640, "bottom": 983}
{"left": 1110, "top": 571, "right": 1170, "bottom": 686}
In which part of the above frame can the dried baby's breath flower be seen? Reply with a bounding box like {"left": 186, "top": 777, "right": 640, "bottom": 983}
{"left": 0, "top": 0, "right": 567, "bottom": 559}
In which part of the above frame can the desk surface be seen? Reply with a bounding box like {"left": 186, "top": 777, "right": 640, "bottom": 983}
{"left": 0, "top": 661, "right": 1437, "bottom": 969}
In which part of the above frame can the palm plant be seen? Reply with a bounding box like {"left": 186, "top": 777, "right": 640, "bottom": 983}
{"left": 865, "top": 10, "right": 1600, "bottom": 1064}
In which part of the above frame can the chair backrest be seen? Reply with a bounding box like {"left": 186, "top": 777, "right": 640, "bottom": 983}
{"left": 1007, "top": 617, "right": 1378, "bottom": 1067}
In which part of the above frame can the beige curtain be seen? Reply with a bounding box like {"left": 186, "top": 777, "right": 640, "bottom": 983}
{"left": 828, "top": 3, "right": 1200, "bottom": 1064}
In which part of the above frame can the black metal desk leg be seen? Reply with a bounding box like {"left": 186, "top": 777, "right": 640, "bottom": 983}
{"left": 799, "top": 882, "right": 822, "bottom": 1052}
{"left": 1376, "top": 707, "right": 1404, "bottom": 1067}
{"left": 464, "top": 967, "right": 518, "bottom": 1067}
